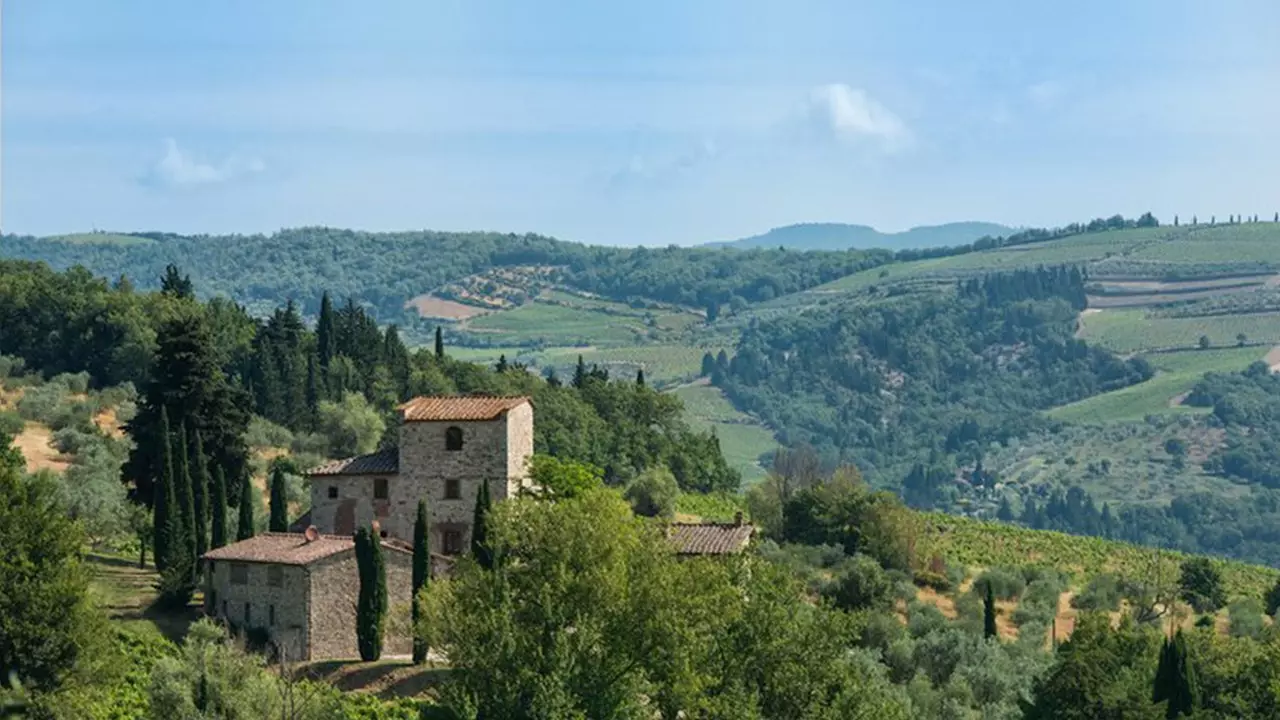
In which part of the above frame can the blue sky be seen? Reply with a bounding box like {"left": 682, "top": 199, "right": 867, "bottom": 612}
{"left": 3, "top": 0, "right": 1279, "bottom": 245}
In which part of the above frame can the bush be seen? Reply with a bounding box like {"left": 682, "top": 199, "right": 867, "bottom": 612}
{"left": 623, "top": 466, "right": 680, "bottom": 519}
{"left": 245, "top": 416, "right": 294, "bottom": 450}
{"left": 1179, "top": 557, "right": 1227, "bottom": 612}
{"left": 50, "top": 372, "right": 90, "bottom": 395}
{"left": 826, "top": 554, "right": 895, "bottom": 612}
{"left": 0, "top": 411, "right": 24, "bottom": 438}
{"left": 914, "top": 570, "right": 952, "bottom": 592}
{"left": 907, "top": 601, "right": 948, "bottom": 639}
{"left": 1228, "top": 598, "right": 1265, "bottom": 638}
{"left": 1073, "top": 573, "right": 1123, "bottom": 612}
{"left": 0, "top": 355, "right": 26, "bottom": 379}
{"left": 16, "top": 384, "right": 64, "bottom": 424}
{"left": 972, "top": 568, "right": 1026, "bottom": 601}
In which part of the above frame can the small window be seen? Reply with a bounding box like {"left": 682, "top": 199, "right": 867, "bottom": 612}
{"left": 374, "top": 477, "right": 388, "bottom": 500}
{"left": 269, "top": 604, "right": 276, "bottom": 627}
{"left": 243, "top": 602, "right": 251, "bottom": 625}
{"left": 267, "top": 565, "right": 283, "bottom": 587}
{"left": 230, "top": 563, "right": 249, "bottom": 585}
{"left": 445, "top": 426, "right": 464, "bottom": 451}
{"left": 327, "top": 486, "right": 338, "bottom": 499}
{"left": 445, "top": 478, "right": 461, "bottom": 500}
{"left": 443, "top": 530, "right": 463, "bottom": 555}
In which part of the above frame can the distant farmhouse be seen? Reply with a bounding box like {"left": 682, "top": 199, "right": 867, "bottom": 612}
{"left": 202, "top": 395, "right": 754, "bottom": 661}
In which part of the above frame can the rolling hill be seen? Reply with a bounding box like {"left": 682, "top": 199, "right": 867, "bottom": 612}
{"left": 710, "top": 220, "right": 1015, "bottom": 251}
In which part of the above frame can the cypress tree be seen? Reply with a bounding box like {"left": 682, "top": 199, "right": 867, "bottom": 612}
{"left": 983, "top": 583, "right": 998, "bottom": 639}
{"left": 211, "top": 466, "right": 228, "bottom": 549}
{"left": 269, "top": 465, "right": 289, "bottom": 532}
{"left": 154, "top": 406, "right": 174, "bottom": 572}
{"left": 236, "top": 473, "right": 256, "bottom": 541}
{"left": 472, "top": 479, "right": 493, "bottom": 570}
{"left": 1153, "top": 635, "right": 1175, "bottom": 706}
{"left": 573, "top": 355, "right": 587, "bottom": 389}
{"left": 317, "top": 291, "right": 336, "bottom": 370}
{"left": 1168, "top": 629, "right": 1199, "bottom": 718}
{"left": 412, "top": 499, "right": 430, "bottom": 664}
{"left": 635, "top": 368, "right": 646, "bottom": 387}
{"left": 191, "top": 430, "right": 210, "bottom": 559}
{"left": 355, "top": 525, "right": 387, "bottom": 662}
{"left": 175, "top": 421, "right": 197, "bottom": 574}
{"left": 304, "top": 354, "right": 320, "bottom": 431}
{"left": 434, "top": 326, "right": 444, "bottom": 359}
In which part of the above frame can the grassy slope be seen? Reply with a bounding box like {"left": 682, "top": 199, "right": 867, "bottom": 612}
{"left": 1047, "top": 346, "right": 1264, "bottom": 424}
{"left": 673, "top": 383, "right": 775, "bottom": 483}
{"left": 1079, "top": 308, "right": 1280, "bottom": 354}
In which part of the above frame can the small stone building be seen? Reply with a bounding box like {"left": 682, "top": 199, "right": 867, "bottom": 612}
{"left": 202, "top": 532, "right": 415, "bottom": 661}
{"left": 305, "top": 395, "right": 534, "bottom": 555}
{"left": 668, "top": 514, "right": 755, "bottom": 556}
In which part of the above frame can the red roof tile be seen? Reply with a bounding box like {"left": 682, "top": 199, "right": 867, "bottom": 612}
{"left": 202, "top": 532, "right": 413, "bottom": 566}
{"left": 308, "top": 448, "right": 399, "bottom": 476}
{"left": 398, "top": 395, "right": 530, "bottom": 422}
{"left": 668, "top": 522, "right": 755, "bottom": 556}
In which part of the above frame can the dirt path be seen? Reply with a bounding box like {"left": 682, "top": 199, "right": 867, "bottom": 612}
{"left": 14, "top": 422, "right": 70, "bottom": 473}
{"left": 1168, "top": 391, "right": 1190, "bottom": 408}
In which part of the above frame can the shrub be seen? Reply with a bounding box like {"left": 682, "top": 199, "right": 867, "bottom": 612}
{"left": 623, "top": 466, "right": 680, "bottom": 519}
{"left": 0, "top": 411, "right": 24, "bottom": 439}
{"left": 1228, "top": 598, "right": 1265, "bottom": 638}
{"left": 907, "top": 600, "right": 948, "bottom": 639}
{"left": 1073, "top": 573, "right": 1123, "bottom": 612}
{"left": 972, "top": 568, "right": 1026, "bottom": 601}
{"left": 0, "top": 356, "right": 25, "bottom": 379}
{"left": 245, "top": 416, "right": 294, "bottom": 450}
{"left": 914, "top": 570, "right": 952, "bottom": 592}
{"left": 1179, "top": 557, "right": 1227, "bottom": 612}
{"left": 826, "top": 554, "right": 896, "bottom": 612}
{"left": 16, "top": 385, "right": 64, "bottom": 424}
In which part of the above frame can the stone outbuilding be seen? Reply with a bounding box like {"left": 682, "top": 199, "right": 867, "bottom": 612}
{"left": 202, "top": 531, "right": 415, "bottom": 661}
{"left": 668, "top": 513, "right": 755, "bottom": 556}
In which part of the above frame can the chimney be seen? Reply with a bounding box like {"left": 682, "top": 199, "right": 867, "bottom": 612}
{"left": 733, "top": 511, "right": 743, "bottom": 527}
{"left": 304, "top": 526, "right": 319, "bottom": 543}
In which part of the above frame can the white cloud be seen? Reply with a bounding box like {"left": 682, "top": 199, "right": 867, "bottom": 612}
{"left": 1027, "top": 80, "right": 1065, "bottom": 109}
{"left": 143, "top": 138, "right": 265, "bottom": 187}
{"left": 806, "top": 83, "right": 910, "bottom": 152}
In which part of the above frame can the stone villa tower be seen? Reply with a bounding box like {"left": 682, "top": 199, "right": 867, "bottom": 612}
{"left": 304, "top": 395, "right": 534, "bottom": 554}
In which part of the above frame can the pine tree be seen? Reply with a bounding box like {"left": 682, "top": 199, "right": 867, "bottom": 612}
{"left": 472, "top": 479, "right": 493, "bottom": 570}
{"left": 412, "top": 499, "right": 430, "bottom": 664}
{"left": 154, "top": 406, "right": 175, "bottom": 572}
{"left": 175, "top": 421, "right": 197, "bottom": 575}
{"left": 434, "top": 326, "right": 444, "bottom": 359}
{"left": 269, "top": 465, "right": 289, "bottom": 532}
{"left": 317, "top": 291, "right": 336, "bottom": 370}
{"left": 211, "top": 466, "right": 228, "bottom": 549}
{"left": 236, "top": 473, "right": 256, "bottom": 541}
{"left": 191, "top": 430, "right": 210, "bottom": 559}
{"left": 355, "top": 525, "right": 387, "bottom": 662}
{"left": 635, "top": 368, "right": 646, "bottom": 387}
{"left": 983, "top": 583, "right": 998, "bottom": 639}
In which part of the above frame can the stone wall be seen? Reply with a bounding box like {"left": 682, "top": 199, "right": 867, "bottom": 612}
{"left": 306, "top": 546, "right": 414, "bottom": 660}
{"left": 397, "top": 413, "right": 518, "bottom": 550}
{"left": 308, "top": 473, "right": 396, "bottom": 537}
{"left": 505, "top": 402, "right": 535, "bottom": 496}
{"left": 205, "top": 560, "right": 309, "bottom": 661}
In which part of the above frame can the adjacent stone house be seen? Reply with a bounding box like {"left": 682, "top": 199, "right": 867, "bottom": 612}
{"left": 202, "top": 532, "right": 414, "bottom": 661}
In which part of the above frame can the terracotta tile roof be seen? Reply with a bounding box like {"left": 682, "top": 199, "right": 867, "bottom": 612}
{"left": 202, "top": 532, "right": 412, "bottom": 566}
{"left": 398, "top": 395, "right": 531, "bottom": 422}
{"left": 668, "top": 522, "right": 755, "bottom": 556}
{"left": 307, "top": 448, "right": 399, "bottom": 476}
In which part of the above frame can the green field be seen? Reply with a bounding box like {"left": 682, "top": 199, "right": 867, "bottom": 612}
{"left": 1047, "top": 346, "right": 1265, "bottom": 424}
{"left": 673, "top": 383, "right": 776, "bottom": 483}
{"left": 536, "top": 344, "right": 722, "bottom": 385}
{"left": 46, "top": 232, "right": 155, "bottom": 246}
{"left": 1079, "top": 308, "right": 1280, "bottom": 353}
{"left": 1128, "top": 223, "right": 1280, "bottom": 265}
{"left": 464, "top": 301, "right": 650, "bottom": 346}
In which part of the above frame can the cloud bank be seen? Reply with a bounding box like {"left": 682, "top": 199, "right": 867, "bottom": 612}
{"left": 142, "top": 138, "right": 265, "bottom": 188}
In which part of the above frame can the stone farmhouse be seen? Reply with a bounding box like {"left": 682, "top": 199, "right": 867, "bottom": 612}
{"left": 202, "top": 394, "right": 753, "bottom": 661}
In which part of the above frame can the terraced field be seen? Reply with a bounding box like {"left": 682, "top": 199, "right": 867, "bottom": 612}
{"left": 673, "top": 382, "right": 775, "bottom": 483}
{"left": 1078, "top": 308, "right": 1280, "bottom": 353}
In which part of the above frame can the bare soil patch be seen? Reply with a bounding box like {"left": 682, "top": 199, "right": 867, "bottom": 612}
{"left": 1267, "top": 344, "right": 1280, "bottom": 372}
{"left": 916, "top": 586, "right": 959, "bottom": 619}
{"left": 404, "top": 295, "right": 489, "bottom": 320}
{"left": 15, "top": 422, "right": 70, "bottom": 473}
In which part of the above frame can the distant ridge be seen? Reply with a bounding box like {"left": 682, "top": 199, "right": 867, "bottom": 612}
{"left": 711, "top": 221, "right": 1017, "bottom": 251}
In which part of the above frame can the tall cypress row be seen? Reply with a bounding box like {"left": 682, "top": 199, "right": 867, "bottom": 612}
{"left": 317, "top": 291, "right": 336, "bottom": 371}
{"left": 153, "top": 406, "right": 174, "bottom": 572}
{"left": 355, "top": 525, "right": 386, "bottom": 661}
{"left": 211, "top": 465, "right": 228, "bottom": 549}
{"left": 434, "top": 326, "right": 444, "bottom": 359}
{"left": 471, "top": 479, "right": 493, "bottom": 570}
{"left": 191, "top": 430, "right": 210, "bottom": 559}
{"left": 236, "top": 473, "right": 256, "bottom": 541}
{"left": 412, "top": 499, "right": 430, "bottom": 664}
{"left": 269, "top": 465, "right": 289, "bottom": 532}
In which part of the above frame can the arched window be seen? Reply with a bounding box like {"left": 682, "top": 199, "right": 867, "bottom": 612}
{"left": 445, "top": 426, "right": 464, "bottom": 451}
